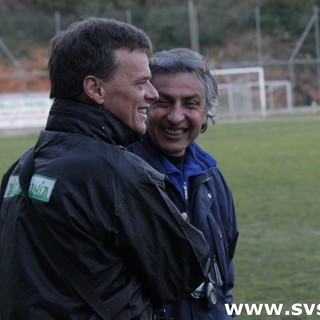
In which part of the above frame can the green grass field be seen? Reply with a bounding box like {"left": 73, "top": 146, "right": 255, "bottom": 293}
{"left": 199, "top": 114, "right": 320, "bottom": 319}
{"left": 1, "top": 113, "right": 319, "bottom": 319}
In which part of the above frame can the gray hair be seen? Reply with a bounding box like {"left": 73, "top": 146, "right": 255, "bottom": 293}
{"left": 149, "top": 48, "right": 218, "bottom": 132}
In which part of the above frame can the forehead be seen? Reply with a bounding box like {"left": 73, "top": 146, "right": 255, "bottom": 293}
{"left": 114, "top": 48, "right": 151, "bottom": 78}
{"left": 151, "top": 72, "right": 205, "bottom": 98}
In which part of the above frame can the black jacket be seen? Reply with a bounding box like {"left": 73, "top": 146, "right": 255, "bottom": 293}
{"left": 0, "top": 99, "right": 210, "bottom": 320}
{"left": 129, "top": 134, "right": 238, "bottom": 320}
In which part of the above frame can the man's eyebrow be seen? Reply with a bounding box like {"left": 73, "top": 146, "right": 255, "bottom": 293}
{"left": 136, "top": 75, "right": 151, "bottom": 83}
{"left": 183, "top": 93, "right": 201, "bottom": 99}
{"left": 157, "top": 92, "right": 174, "bottom": 101}
{"left": 157, "top": 92, "right": 201, "bottom": 101}
{"left": 180, "top": 94, "right": 202, "bottom": 103}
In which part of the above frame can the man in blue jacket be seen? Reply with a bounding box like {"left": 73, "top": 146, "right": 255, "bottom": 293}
{"left": 129, "top": 48, "right": 239, "bottom": 319}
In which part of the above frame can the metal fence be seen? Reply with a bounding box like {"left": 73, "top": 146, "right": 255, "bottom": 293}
{"left": 1, "top": 3, "right": 320, "bottom": 110}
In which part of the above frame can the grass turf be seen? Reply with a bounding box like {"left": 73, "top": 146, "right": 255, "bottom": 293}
{"left": 1, "top": 113, "right": 319, "bottom": 318}
{"left": 198, "top": 114, "right": 320, "bottom": 318}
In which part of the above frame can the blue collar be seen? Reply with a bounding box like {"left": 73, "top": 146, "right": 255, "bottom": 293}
{"left": 160, "top": 141, "right": 217, "bottom": 178}
{"left": 158, "top": 141, "right": 217, "bottom": 203}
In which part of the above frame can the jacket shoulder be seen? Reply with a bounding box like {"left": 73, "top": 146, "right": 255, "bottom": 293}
{"left": 123, "top": 149, "right": 166, "bottom": 185}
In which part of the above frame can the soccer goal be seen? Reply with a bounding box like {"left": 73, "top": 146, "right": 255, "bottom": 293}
{"left": 211, "top": 66, "right": 293, "bottom": 121}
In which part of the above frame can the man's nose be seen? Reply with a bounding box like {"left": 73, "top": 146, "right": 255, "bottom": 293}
{"left": 146, "top": 82, "right": 159, "bottom": 101}
{"left": 167, "top": 105, "right": 185, "bottom": 124}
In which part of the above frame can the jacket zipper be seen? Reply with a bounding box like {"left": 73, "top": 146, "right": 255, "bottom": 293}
{"left": 183, "top": 181, "right": 188, "bottom": 202}
{"left": 178, "top": 175, "right": 224, "bottom": 288}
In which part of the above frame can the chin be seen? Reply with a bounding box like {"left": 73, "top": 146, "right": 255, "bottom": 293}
{"left": 136, "top": 127, "right": 146, "bottom": 135}
{"left": 165, "top": 146, "right": 185, "bottom": 157}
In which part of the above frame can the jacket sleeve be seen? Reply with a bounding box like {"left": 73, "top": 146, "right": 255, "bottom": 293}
{"left": 221, "top": 170, "right": 239, "bottom": 308}
{"left": 113, "top": 153, "right": 211, "bottom": 305}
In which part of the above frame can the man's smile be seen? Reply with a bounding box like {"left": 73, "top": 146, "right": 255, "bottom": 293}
{"left": 163, "top": 128, "right": 186, "bottom": 136}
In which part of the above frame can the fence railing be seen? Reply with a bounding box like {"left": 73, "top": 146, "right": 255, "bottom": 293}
{"left": 1, "top": 4, "right": 320, "bottom": 107}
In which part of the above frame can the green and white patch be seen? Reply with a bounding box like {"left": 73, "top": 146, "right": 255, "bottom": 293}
{"left": 3, "top": 174, "right": 22, "bottom": 198}
{"left": 4, "top": 174, "right": 56, "bottom": 203}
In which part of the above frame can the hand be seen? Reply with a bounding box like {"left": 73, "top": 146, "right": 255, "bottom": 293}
{"left": 190, "top": 282, "right": 206, "bottom": 299}
{"left": 181, "top": 212, "right": 189, "bottom": 221}
{"left": 191, "top": 280, "right": 217, "bottom": 309}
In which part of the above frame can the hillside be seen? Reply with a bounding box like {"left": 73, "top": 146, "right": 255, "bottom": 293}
{"left": 0, "top": 30, "right": 304, "bottom": 90}
{"left": 1, "top": 1, "right": 319, "bottom": 105}
{"left": 0, "top": 48, "right": 50, "bottom": 93}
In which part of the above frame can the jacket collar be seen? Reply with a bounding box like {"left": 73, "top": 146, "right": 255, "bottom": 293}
{"left": 45, "top": 99, "right": 141, "bottom": 147}
{"left": 137, "top": 133, "right": 217, "bottom": 176}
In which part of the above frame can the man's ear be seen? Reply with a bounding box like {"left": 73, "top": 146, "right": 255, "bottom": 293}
{"left": 83, "top": 76, "right": 105, "bottom": 105}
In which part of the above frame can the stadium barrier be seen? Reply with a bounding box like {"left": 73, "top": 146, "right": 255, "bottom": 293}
{"left": 0, "top": 92, "right": 51, "bottom": 130}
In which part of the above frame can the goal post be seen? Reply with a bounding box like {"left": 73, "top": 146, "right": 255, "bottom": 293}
{"left": 212, "top": 66, "right": 267, "bottom": 117}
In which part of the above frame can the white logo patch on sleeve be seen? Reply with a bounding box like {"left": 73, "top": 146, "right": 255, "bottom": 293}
{"left": 4, "top": 174, "right": 57, "bottom": 203}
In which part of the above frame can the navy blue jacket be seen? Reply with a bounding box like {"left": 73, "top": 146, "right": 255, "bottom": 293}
{"left": 129, "top": 134, "right": 238, "bottom": 320}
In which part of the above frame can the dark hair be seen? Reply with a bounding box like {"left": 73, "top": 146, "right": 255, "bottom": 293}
{"left": 149, "top": 48, "right": 218, "bottom": 132}
{"left": 48, "top": 17, "right": 152, "bottom": 99}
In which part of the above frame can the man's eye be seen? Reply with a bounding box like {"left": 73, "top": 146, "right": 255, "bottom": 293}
{"left": 155, "top": 100, "right": 169, "bottom": 107}
{"left": 137, "top": 81, "right": 146, "bottom": 87}
{"left": 185, "top": 101, "right": 199, "bottom": 108}
{"left": 136, "top": 79, "right": 148, "bottom": 88}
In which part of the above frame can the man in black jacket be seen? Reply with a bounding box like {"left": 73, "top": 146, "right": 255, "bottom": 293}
{"left": 0, "top": 18, "right": 210, "bottom": 320}
{"left": 129, "top": 48, "right": 238, "bottom": 319}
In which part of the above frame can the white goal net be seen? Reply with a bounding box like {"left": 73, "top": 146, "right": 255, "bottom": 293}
{"left": 212, "top": 66, "right": 293, "bottom": 119}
